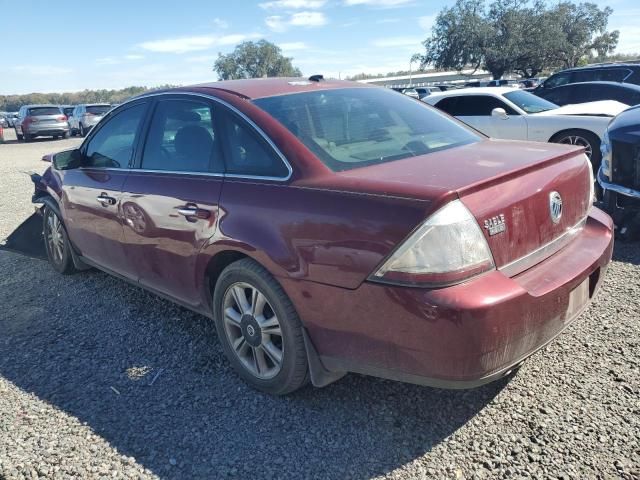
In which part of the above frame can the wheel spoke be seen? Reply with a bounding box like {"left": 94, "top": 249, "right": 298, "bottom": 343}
{"left": 224, "top": 307, "right": 242, "bottom": 328}
{"left": 261, "top": 342, "right": 283, "bottom": 367}
{"left": 250, "top": 289, "right": 267, "bottom": 317}
{"left": 232, "top": 336, "right": 249, "bottom": 356}
{"left": 231, "top": 286, "right": 250, "bottom": 314}
{"left": 259, "top": 315, "right": 282, "bottom": 336}
{"left": 254, "top": 346, "right": 269, "bottom": 374}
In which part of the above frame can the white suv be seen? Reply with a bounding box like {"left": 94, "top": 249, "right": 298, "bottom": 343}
{"left": 69, "top": 104, "right": 111, "bottom": 137}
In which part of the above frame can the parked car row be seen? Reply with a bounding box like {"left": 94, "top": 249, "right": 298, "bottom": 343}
{"left": 9, "top": 103, "right": 111, "bottom": 141}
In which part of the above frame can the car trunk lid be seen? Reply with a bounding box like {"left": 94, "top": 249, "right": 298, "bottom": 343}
{"left": 299, "top": 138, "right": 592, "bottom": 270}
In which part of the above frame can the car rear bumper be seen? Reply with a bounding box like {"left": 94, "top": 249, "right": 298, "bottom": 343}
{"left": 24, "top": 123, "right": 69, "bottom": 136}
{"left": 282, "top": 207, "right": 613, "bottom": 388}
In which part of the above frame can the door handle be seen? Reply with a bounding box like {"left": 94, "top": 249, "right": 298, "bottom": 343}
{"left": 97, "top": 194, "right": 116, "bottom": 206}
{"left": 177, "top": 205, "right": 211, "bottom": 219}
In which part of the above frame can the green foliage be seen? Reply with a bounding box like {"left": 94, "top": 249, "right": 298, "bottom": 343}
{"left": 213, "top": 40, "right": 302, "bottom": 80}
{"left": 0, "top": 85, "right": 176, "bottom": 112}
{"left": 419, "top": 0, "right": 619, "bottom": 79}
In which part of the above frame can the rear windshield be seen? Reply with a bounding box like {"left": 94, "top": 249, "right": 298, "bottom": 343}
{"left": 253, "top": 88, "right": 480, "bottom": 171}
{"left": 87, "top": 105, "right": 111, "bottom": 115}
{"left": 503, "top": 90, "right": 558, "bottom": 113}
{"left": 27, "top": 107, "right": 61, "bottom": 116}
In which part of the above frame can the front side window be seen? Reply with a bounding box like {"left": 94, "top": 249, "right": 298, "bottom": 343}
{"left": 446, "top": 95, "right": 518, "bottom": 116}
{"left": 141, "top": 99, "right": 220, "bottom": 173}
{"left": 254, "top": 88, "right": 479, "bottom": 172}
{"left": 84, "top": 103, "right": 146, "bottom": 168}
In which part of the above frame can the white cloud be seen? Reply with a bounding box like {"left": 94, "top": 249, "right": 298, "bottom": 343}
{"left": 138, "top": 33, "right": 260, "bottom": 53}
{"left": 10, "top": 65, "right": 72, "bottom": 75}
{"left": 372, "top": 36, "right": 424, "bottom": 48}
{"left": 344, "top": 0, "right": 413, "bottom": 7}
{"left": 279, "top": 41, "right": 308, "bottom": 51}
{"left": 260, "top": 0, "right": 326, "bottom": 8}
{"left": 212, "top": 17, "right": 229, "bottom": 29}
{"left": 266, "top": 11, "right": 327, "bottom": 31}
{"left": 418, "top": 14, "right": 435, "bottom": 31}
{"left": 290, "top": 12, "right": 327, "bottom": 27}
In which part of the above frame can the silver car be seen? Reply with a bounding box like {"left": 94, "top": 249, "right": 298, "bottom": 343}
{"left": 14, "top": 105, "right": 69, "bottom": 141}
{"left": 69, "top": 103, "right": 111, "bottom": 137}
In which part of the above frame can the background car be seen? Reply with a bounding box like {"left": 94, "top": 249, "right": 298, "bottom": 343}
{"left": 486, "top": 79, "right": 521, "bottom": 87}
{"left": 534, "top": 63, "right": 640, "bottom": 96}
{"left": 413, "top": 87, "right": 442, "bottom": 99}
{"left": 62, "top": 106, "right": 75, "bottom": 118}
{"left": 424, "top": 87, "right": 628, "bottom": 174}
{"left": 68, "top": 103, "right": 111, "bottom": 136}
{"left": 33, "top": 79, "right": 611, "bottom": 396}
{"left": 598, "top": 105, "right": 640, "bottom": 213}
{"left": 13, "top": 105, "right": 69, "bottom": 141}
{"left": 535, "top": 81, "right": 640, "bottom": 107}
{"left": 0, "top": 116, "right": 8, "bottom": 128}
{"left": 401, "top": 88, "right": 420, "bottom": 99}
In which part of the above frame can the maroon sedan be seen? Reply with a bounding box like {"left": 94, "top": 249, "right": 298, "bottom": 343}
{"left": 34, "top": 77, "right": 613, "bottom": 395}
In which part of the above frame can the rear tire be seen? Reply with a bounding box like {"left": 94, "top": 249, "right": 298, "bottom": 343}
{"left": 43, "top": 206, "right": 78, "bottom": 275}
{"left": 61, "top": 131, "right": 69, "bottom": 139}
{"left": 79, "top": 124, "right": 86, "bottom": 137}
{"left": 212, "top": 258, "right": 309, "bottom": 395}
{"left": 23, "top": 133, "right": 32, "bottom": 142}
{"left": 15, "top": 129, "right": 23, "bottom": 141}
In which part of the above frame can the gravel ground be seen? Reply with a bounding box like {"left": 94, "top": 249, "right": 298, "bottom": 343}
{"left": 0, "top": 129, "right": 639, "bottom": 479}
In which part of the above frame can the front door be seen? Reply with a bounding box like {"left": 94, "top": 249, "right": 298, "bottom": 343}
{"left": 120, "top": 96, "right": 224, "bottom": 307}
{"left": 455, "top": 95, "right": 528, "bottom": 140}
{"left": 61, "top": 101, "right": 149, "bottom": 277}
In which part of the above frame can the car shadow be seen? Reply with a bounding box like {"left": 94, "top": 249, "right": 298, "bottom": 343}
{"left": 0, "top": 212, "right": 46, "bottom": 260}
{"left": 0, "top": 240, "right": 507, "bottom": 479}
{"left": 612, "top": 239, "right": 640, "bottom": 265}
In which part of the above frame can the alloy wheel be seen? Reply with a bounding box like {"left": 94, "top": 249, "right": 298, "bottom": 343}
{"left": 557, "top": 135, "right": 593, "bottom": 159}
{"left": 45, "top": 211, "right": 65, "bottom": 266}
{"left": 222, "top": 282, "right": 284, "bottom": 379}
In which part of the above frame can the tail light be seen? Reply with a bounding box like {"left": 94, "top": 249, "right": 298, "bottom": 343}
{"left": 371, "top": 200, "right": 495, "bottom": 287}
{"left": 58, "top": 115, "right": 67, "bottom": 121}
{"left": 24, "top": 116, "right": 38, "bottom": 125}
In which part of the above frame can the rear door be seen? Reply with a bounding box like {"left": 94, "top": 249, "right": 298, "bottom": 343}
{"left": 120, "top": 95, "right": 224, "bottom": 307}
{"left": 60, "top": 100, "right": 149, "bottom": 277}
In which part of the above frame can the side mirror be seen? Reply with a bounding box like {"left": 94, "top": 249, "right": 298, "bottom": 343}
{"left": 53, "top": 149, "right": 82, "bottom": 170}
{"left": 491, "top": 107, "right": 508, "bottom": 119}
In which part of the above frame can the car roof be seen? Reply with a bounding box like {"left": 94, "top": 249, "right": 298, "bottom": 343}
{"left": 561, "top": 63, "right": 640, "bottom": 72}
{"left": 550, "top": 81, "right": 640, "bottom": 91}
{"left": 426, "top": 86, "right": 519, "bottom": 98}
{"left": 188, "top": 77, "right": 373, "bottom": 100}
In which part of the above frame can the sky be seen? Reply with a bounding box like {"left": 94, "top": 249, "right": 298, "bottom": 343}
{"left": 2, "top": 0, "right": 640, "bottom": 95}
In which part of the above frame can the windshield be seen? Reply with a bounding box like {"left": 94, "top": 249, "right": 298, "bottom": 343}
{"left": 503, "top": 90, "right": 558, "bottom": 114}
{"left": 87, "top": 105, "right": 111, "bottom": 115}
{"left": 253, "top": 88, "right": 480, "bottom": 172}
{"left": 27, "top": 107, "right": 61, "bottom": 116}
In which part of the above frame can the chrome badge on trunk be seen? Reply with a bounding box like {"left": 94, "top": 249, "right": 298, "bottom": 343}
{"left": 549, "top": 191, "right": 563, "bottom": 224}
{"left": 484, "top": 214, "right": 506, "bottom": 236}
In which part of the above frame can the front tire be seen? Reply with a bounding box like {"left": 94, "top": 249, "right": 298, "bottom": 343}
{"left": 43, "top": 207, "right": 78, "bottom": 275}
{"left": 551, "top": 129, "right": 601, "bottom": 175}
{"left": 213, "top": 258, "right": 309, "bottom": 395}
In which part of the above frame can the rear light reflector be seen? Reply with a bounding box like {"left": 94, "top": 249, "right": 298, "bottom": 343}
{"left": 58, "top": 115, "right": 67, "bottom": 121}
{"left": 371, "top": 200, "right": 495, "bottom": 287}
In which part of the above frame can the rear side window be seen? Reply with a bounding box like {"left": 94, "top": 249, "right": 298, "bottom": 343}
{"left": 84, "top": 103, "right": 146, "bottom": 168}
{"left": 254, "top": 87, "right": 479, "bottom": 172}
{"left": 27, "top": 107, "right": 61, "bottom": 116}
{"left": 573, "top": 68, "right": 630, "bottom": 83}
{"left": 544, "top": 72, "right": 572, "bottom": 88}
{"left": 141, "top": 99, "right": 221, "bottom": 173}
{"left": 220, "top": 112, "right": 289, "bottom": 178}
{"left": 86, "top": 105, "right": 111, "bottom": 115}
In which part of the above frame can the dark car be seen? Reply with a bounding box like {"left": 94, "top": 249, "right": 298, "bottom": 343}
{"left": 536, "top": 81, "right": 640, "bottom": 107}
{"left": 535, "top": 63, "right": 640, "bottom": 96}
{"left": 33, "top": 78, "right": 612, "bottom": 395}
{"left": 598, "top": 105, "right": 640, "bottom": 212}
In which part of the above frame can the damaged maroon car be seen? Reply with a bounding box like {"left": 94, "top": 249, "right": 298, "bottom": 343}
{"left": 33, "top": 78, "right": 613, "bottom": 395}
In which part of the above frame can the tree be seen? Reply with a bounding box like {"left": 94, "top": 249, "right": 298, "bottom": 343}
{"left": 417, "top": 0, "right": 619, "bottom": 79}
{"left": 213, "top": 40, "right": 302, "bottom": 80}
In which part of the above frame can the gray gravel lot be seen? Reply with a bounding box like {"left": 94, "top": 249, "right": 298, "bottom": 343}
{"left": 0, "top": 129, "right": 639, "bottom": 479}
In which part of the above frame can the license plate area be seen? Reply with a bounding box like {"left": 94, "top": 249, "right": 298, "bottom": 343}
{"left": 564, "top": 268, "right": 600, "bottom": 323}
